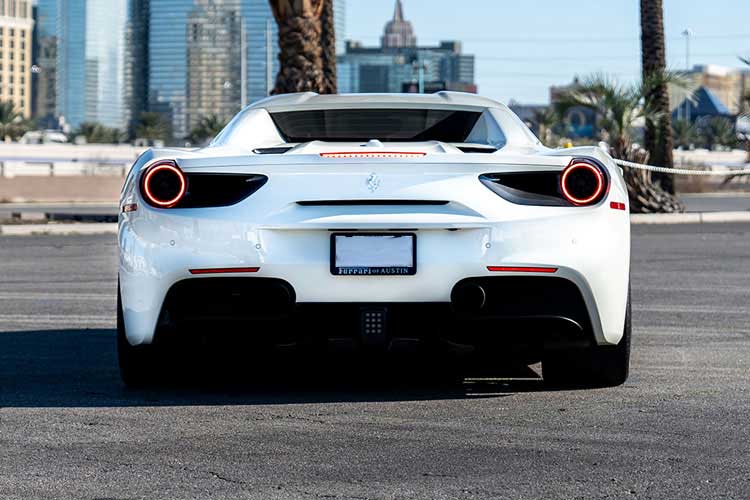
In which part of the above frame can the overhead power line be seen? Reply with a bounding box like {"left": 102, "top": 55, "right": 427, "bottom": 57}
{"left": 352, "top": 33, "right": 750, "bottom": 44}
{"left": 476, "top": 52, "right": 748, "bottom": 62}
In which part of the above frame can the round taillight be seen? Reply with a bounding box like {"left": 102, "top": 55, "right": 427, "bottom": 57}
{"left": 560, "top": 161, "right": 605, "bottom": 206}
{"left": 141, "top": 161, "right": 187, "bottom": 208}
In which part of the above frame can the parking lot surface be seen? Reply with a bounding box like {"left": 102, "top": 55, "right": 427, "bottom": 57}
{"left": 1, "top": 225, "right": 749, "bottom": 499}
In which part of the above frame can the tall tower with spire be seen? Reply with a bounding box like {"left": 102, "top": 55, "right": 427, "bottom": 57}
{"left": 381, "top": 0, "right": 416, "bottom": 49}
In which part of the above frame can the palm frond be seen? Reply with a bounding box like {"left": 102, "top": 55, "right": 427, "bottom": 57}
{"left": 553, "top": 74, "right": 646, "bottom": 156}
{"left": 641, "top": 70, "right": 696, "bottom": 120}
{"left": 188, "top": 114, "right": 228, "bottom": 145}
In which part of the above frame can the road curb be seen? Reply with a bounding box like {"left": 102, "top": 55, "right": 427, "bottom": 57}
{"left": 0, "top": 223, "right": 118, "bottom": 236}
{"left": 631, "top": 211, "right": 750, "bottom": 224}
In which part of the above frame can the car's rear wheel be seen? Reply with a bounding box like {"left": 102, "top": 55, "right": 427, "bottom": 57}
{"left": 117, "top": 284, "right": 160, "bottom": 388}
{"left": 543, "top": 288, "right": 631, "bottom": 388}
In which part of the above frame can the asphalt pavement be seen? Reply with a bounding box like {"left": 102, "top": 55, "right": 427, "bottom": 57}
{"left": 679, "top": 193, "right": 750, "bottom": 213}
{"left": 1, "top": 226, "right": 749, "bottom": 499}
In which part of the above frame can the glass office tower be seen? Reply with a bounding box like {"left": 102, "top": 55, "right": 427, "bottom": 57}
{"left": 55, "top": 0, "right": 129, "bottom": 130}
{"left": 38, "top": 0, "right": 346, "bottom": 139}
{"left": 149, "top": 0, "right": 346, "bottom": 141}
{"left": 32, "top": 0, "right": 58, "bottom": 124}
{"left": 55, "top": 0, "right": 85, "bottom": 128}
{"left": 124, "top": 0, "right": 150, "bottom": 132}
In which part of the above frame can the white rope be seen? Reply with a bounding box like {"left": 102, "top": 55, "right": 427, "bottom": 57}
{"left": 613, "top": 158, "right": 750, "bottom": 176}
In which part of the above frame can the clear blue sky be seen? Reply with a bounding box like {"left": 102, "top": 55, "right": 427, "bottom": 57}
{"left": 345, "top": 0, "right": 750, "bottom": 104}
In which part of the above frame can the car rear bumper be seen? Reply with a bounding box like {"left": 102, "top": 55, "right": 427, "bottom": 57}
{"left": 119, "top": 209, "right": 629, "bottom": 347}
{"left": 134, "top": 275, "right": 596, "bottom": 353}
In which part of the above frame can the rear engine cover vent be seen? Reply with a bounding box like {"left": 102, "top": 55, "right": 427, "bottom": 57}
{"left": 457, "top": 146, "right": 497, "bottom": 153}
{"left": 253, "top": 147, "right": 293, "bottom": 155}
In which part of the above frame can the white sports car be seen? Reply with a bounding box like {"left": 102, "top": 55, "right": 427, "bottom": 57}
{"left": 118, "top": 92, "right": 631, "bottom": 388}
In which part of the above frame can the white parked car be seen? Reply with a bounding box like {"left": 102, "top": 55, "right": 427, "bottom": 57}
{"left": 118, "top": 92, "right": 631, "bottom": 388}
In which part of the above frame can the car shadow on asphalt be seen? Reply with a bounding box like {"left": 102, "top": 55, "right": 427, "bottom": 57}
{"left": 0, "top": 329, "right": 549, "bottom": 408}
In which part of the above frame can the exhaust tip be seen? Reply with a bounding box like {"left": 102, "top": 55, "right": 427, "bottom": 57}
{"left": 451, "top": 282, "right": 486, "bottom": 313}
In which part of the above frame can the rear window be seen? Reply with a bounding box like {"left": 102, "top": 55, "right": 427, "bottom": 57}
{"left": 269, "top": 108, "right": 482, "bottom": 143}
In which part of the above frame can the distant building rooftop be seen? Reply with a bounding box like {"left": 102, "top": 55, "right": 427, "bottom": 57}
{"left": 381, "top": 0, "right": 417, "bottom": 48}
{"left": 337, "top": 0, "right": 475, "bottom": 95}
{"left": 674, "top": 86, "right": 732, "bottom": 121}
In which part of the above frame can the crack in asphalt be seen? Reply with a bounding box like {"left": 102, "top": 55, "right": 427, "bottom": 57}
{"left": 295, "top": 491, "right": 375, "bottom": 500}
{"left": 208, "top": 470, "right": 247, "bottom": 486}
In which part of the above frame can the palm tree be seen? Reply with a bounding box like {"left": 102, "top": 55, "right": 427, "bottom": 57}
{"left": 319, "top": 0, "right": 337, "bottom": 94}
{"left": 698, "top": 117, "right": 737, "bottom": 150}
{"left": 556, "top": 74, "right": 684, "bottom": 213}
{"left": 188, "top": 114, "right": 227, "bottom": 145}
{"left": 555, "top": 76, "right": 641, "bottom": 159}
{"left": 740, "top": 57, "right": 750, "bottom": 163}
{"left": 672, "top": 119, "right": 696, "bottom": 149}
{"left": 75, "top": 122, "right": 126, "bottom": 144}
{"left": 268, "top": 0, "right": 325, "bottom": 94}
{"left": 0, "top": 101, "right": 27, "bottom": 141}
{"left": 531, "top": 107, "right": 559, "bottom": 146}
{"left": 640, "top": 0, "right": 675, "bottom": 193}
{"left": 135, "top": 112, "right": 171, "bottom": 142}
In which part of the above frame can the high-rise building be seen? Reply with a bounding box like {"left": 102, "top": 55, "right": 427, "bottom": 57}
{"left": 381, "top": 0, "right": 415, "bottom": 49}
{"left": 53, "top": 0, "right": 129, "bottom": 130}
{"left": 0, "top": 0, "right": 34, "bottom": 118}
{"left": 55, "top": 0, "right": 85, "bottom": 129}
{"left": 33, "top": 0, "right": 149, "bottom": 132}
{"left": 185, "top": 0, "right": 243, "bottom": 131}
{"left": 124, "top": 0, "right": 150, "bottom": 133}
{"left": 149, "top": 0, "right": 346, "bottom": 141}
{"left": 31, "top": 0, "right": 346, "bottom": 140}
{"left": 338, "top": 1, "right": 475, "bottom": 95}
{"left": 31, "top": 0, "right": 56, "bottom": 125}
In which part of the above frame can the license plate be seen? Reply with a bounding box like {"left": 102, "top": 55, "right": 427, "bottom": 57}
{"left": 331, "top": 233, "right": 417, "bottom": 276}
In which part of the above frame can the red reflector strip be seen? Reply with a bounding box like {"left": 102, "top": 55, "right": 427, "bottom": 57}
{"left": 487, "top": 266, "right": 558, "bottom": 273}
{"left": 189, "top": 267, "right": 260, "bottom": 275}
{"left": 610, "top": 201, "right": 627, "bottom": 211}
{"left": 320, "top": 152, "right": 426, "bottom": 159}
{"left": 121, "top": 203, "right": 138, "bottom": 213}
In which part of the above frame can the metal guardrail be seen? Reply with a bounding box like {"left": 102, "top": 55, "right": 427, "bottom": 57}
{"left": 0, "top": 158, "right": 130, "bottom": 177}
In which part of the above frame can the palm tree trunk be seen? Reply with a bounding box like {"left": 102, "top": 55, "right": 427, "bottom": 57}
{"left": 622, "top": 148, "right": 683, "bottom": 213}
{"left": 269, "top": 0, "right": 325, "bottom": 94}
{"left": 320, "top": 0, "right": 337, "bottom": 94}
{"left": 640, "top": 0, "right": 675, "bottom": 193}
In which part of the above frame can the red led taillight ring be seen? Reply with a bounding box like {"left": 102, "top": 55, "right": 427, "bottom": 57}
{"left": 560, "top": 162, "right": 605, "bottom": 206}
{"left": 141, "top": 161, "right": 187, "bottom": 208}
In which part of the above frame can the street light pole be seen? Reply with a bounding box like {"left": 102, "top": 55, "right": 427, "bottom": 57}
{"left": 682, "top": 28, "right": 693, "bottom": 122}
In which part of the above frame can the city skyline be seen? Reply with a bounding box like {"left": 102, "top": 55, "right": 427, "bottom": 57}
{"left": 338, "top": 1, "right": 475, "bottom": 95}
{"left": 17, "top": 0, "right": 750, "bottom": 140}
{"left": 344, "top": 0, "right": 750, "bottom": 104}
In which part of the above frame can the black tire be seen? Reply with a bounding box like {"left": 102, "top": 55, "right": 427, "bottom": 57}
{"left": 543, "top": 288, "right": 631, "bottom": 388}
{"left": 117, "top": 285, "right": 160, "bottom": 388}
